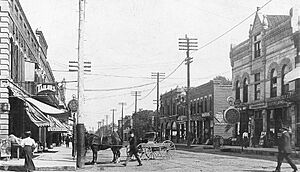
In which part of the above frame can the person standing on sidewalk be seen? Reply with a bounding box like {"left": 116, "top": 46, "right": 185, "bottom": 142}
{"left": 20, "top": 131, "right": 37, "bottom": 172}
{"left": 242, "top": 130, "right": 249, "bottom": 149}
{"left": 65, "top": 135, "right": 70, "bottom": 148}
{"left": 273, "top": 126, "right": 298, "bottom": 172}
{"left": 122, "top": 130, "right": 142, "bottom": 166}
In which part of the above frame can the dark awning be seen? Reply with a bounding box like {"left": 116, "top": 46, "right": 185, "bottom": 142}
{"left": 24, "top": 101, "right": 51, "bottom": 127}
{"left": 48, "top": 115, "right": 68, "bottom": 132}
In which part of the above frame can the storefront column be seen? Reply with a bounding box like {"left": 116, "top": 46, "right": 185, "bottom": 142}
{"left": 289, "top": 104, "right": 296, "bottom": 147}
{"left": 249, "top": 116, "right": 255, "bottom": 147}
{"left": 262, "top": 109, "right": 267, "bottom": 132}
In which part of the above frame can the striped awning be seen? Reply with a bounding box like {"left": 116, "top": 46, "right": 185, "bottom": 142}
{"left": 48, "top": 116, "right": 68, "bottom": 132}
{"left": 24, "top": 102, "right": 51, "bottom": 127}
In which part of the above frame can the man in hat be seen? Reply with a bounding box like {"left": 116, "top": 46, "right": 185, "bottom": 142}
{"left": 274, "top": 126, "right": 298, "bottom": 172}
{"left": 122, "top": 130, "right": 142, "bottom": 166}
{"left": 20, "top": 131, "right": 37, "bottom": 172}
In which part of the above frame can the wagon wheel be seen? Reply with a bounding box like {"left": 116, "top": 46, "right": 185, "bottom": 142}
{"left": 163, "top": 140, "right": 176, "bottom": 159}
{"left": 137, "top": 143, "right": 150, "bottom": 160}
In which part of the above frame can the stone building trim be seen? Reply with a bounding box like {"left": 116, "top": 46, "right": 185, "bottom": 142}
{"left": 241, "top": 72, "right": 250, "bottom": 87}
{"left": 266, "top": 61, "right": 280, "bottom": 80}
{"left": 279, "top": 58, "right": 293, "bottom": 73}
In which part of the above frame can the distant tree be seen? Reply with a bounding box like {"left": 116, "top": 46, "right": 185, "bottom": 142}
{"left": 213, "top": 76, "right": 232, "bottom": 85}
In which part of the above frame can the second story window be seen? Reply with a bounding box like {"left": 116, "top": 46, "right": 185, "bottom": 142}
{"left": 281, "top": 65, "right": 289, "bottom": 95}
{"left": 270, "top": 69, "right": 277, "bottom": 97}
{"left": 197, "top": 100, "right": 200, "bottom": 113}
{"left": 200, "top": 99, "right": 204, "bottom": 113}
{"left": 204, "top": 97, "right": 207, "bottom": 112}
{"left": 235, "top": 81, "right": 240, "bottom": 101}
{"left": 254, "top": 73, "right": 260, "bottom": 100}
{"left": 243, "top": 78, "right": 248, "bottom": 102}
{"left": 254, "top": 33, "right": 261, "bottom": 58}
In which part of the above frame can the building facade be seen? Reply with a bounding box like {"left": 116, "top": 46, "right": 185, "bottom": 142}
{"left": 160, "top": 80, "right": 232, "bottom": 144}
{"left": 0, "top": 0, "right": 68, "bottom": 151}
{"left": 229, "top": 8, "right": 300, "bottom": 147}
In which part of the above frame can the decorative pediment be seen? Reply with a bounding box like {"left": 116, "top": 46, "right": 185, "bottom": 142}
{"left": 251, "top": 12, "right": 264, "bottom": 35}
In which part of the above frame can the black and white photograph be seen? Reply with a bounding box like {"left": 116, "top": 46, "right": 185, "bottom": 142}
{"left": 0, "top": 0, "right": 299, "bottom": 171}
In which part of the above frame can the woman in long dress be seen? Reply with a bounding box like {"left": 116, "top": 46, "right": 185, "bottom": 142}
{"left": 20, "top": 131, "right": 36, "bottom": 172}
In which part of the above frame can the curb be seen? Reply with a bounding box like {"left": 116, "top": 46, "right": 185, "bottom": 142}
{"left": 0, "top": 165, "right": 76, "bottom": 171}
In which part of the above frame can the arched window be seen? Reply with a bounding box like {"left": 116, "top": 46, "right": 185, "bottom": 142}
{"left": 204, "top": 97, "right": 207, "bottom": 112}
{"left": 270, "top": 69, "right": 277, "bottom": 97}
{"left": 235, "top": 81, "right": 240, "bottom": 100}
{"left": 281, "top": 65, "right": 289, "bottom": 95}
{"left": 243, "top": 78, "right": 248, "bottom": 102}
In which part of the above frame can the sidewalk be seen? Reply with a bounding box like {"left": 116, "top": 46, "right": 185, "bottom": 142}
{"left": 175, "top": 143, "right": 300, "bottom": 158}
{"left": 0, "top": 146, "right": 76, "bottom": 171}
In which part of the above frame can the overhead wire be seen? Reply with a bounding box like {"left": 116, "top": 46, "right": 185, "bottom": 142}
{"left": 138, "top": 0, "right": 272, "bottom": 101}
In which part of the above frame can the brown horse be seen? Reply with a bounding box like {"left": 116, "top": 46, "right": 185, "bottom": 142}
{"left": 85, "top": 132, "right": 123, "bottom": 164}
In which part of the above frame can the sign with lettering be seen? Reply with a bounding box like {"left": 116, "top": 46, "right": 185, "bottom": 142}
{"left": 36, "top": 84, "right": 56, "bottom": 93}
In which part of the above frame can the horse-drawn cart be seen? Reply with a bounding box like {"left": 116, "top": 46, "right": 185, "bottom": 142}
{"left": 137, "top": 140, "right": 176, "bottom": 160}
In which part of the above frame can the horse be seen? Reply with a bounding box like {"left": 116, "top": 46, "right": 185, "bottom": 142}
{"left": 85, "top": 132, "right": 123, "bottom": 164}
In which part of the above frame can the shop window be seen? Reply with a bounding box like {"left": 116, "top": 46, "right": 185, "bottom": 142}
{"left": 235, "top": 81, "right": 240, "bottom": 101}
{"left": 270, "top": 69, "right": 277, "bottom": 97}
{"left": 254, "top": 73, "right": 260, "bottom": 100}
{"left": 281, "top": 65, "right": 289, "bottom": 95}
{"left": 254, "top": 33, "right": 261, "bottom": 58}
{"left": 243, "top": 78, "right": 248, "bottom": 102}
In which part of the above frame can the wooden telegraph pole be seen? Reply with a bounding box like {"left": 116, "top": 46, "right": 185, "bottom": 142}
{"left": 151, "top": 72, "right": 165, "bottom": 139}
{"left": 178, "top": 34, "right": 198, "bottom": 148}
{"left": 76, "top": 0, "right": 86, "bottom": 168}
{"left": 111, "top": 109, "right": 117, "bottom": 132}
{"left": 119, "top": 102, "right": 126, "bottom": 140}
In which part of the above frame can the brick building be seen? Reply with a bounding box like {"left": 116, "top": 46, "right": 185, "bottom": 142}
{"left": 160, "top": 80, "right": 232, "bottom": 144}
{"left": 229, "top": 7, "right": 300, "bottom": 147}
{"left": 0, "top": 0, "right": 68, "bottom": 151}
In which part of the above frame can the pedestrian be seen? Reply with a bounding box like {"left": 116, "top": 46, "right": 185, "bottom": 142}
{"left": 273, "top": 126, "right": 298, "bottom": 172}
{"left": 242, "top": 130, "right": 249, "bottom": 148}
{"left": 65, "top": 135, "right": 70, "bottom": 148}
{"left": 20, "top": 131, "right": 37, "bottom": 172}
{"left": 122, "top": 130, "right": 142, "bottom": 166}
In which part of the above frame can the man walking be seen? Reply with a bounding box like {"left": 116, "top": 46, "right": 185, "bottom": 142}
{"left": 274, "top": 126, "right": 298, "bottom": 172}
{"left": 123, "top": 130, "right": 142, "bottom": 166}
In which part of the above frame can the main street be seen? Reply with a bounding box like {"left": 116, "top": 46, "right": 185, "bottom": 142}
{"left": 78, "top": 148, "right": 300, "bottom": 172}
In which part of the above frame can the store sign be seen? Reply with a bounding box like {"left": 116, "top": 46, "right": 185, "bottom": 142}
{"left": 36, "top": 84, "right": 56, "bottom": 93}
{"left": 224, "top": 107, "right": 240, "bottom": 124}
{"left": 48, "top": 127, "right": 67, "bottom": 132}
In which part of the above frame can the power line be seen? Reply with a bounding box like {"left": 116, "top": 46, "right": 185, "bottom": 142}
{"left": 66, "top": 82, "right": 155, "bottom": 92}
{"left": 193, "top": 0, "right": 273, "bottom": 53}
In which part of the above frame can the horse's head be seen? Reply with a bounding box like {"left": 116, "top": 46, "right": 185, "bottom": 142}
{"left": 111, "top": 132, "right": 122, "bottom": 145}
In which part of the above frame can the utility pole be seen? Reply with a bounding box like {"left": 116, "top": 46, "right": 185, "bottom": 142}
{"left": 178, "top": 34, "right": 198, "bottom": 148}
{"left": 110, "top": 109, "right": 117, "bottom": 132}
{"left": 131, "top": 91, "right": 141, "bottom": 129}
{"left": 76, "top": 0, "right": 86, "bottom": 168}
{"left": 119, "top": 102, "right": 126, "bottom": 140}
{"left": 131, "top": 91, "right": 141, "bottom": 114}
{"left": 151, "top": 72, "right": 165, "bottom": 139}
{"left": 97, "top": 121, "right": 101, "bottom": 131}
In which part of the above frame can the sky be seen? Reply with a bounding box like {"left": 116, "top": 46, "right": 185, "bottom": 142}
{"left": 20, "top": 0, "right": 296, "bottom": 130}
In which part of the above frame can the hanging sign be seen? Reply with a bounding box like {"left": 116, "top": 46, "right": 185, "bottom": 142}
{"left": 68, "top": 99, "right": 78, "bottom": 112}
{"left": 224, "top": 107, "right": 240, "bottom": 124}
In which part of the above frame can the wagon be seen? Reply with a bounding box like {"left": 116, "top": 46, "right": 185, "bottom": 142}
{"left": 136, "top": 132, "right": 176, "bottom": 160}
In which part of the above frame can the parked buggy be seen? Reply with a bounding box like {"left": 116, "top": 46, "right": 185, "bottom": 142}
{"left": 135, "top": 132, "right": 176, "bottom": 160}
